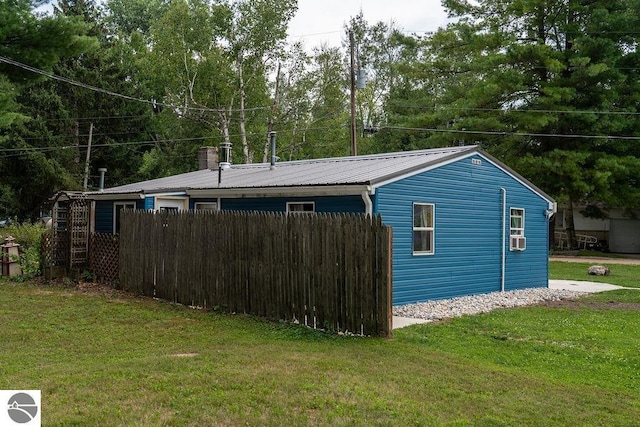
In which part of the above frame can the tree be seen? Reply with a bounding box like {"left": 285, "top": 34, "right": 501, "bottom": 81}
{"left": 0, "top": 0, "right": 95, "bottom": 218}
{"left": 382, "top": 0, "right": 640, "bottom": 248}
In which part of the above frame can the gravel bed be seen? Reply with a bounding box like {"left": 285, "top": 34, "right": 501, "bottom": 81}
{"left": 393, "top": 288, "right": 585, "bottom": 321}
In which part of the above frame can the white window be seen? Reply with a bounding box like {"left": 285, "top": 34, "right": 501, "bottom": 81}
{"left": 510, "top": 208, "right": 526, "bottom": 251}
{"left": 154, "top": 197, "right": 187, "bottom": 212}
{"left": 286, "top": 202, "right": 315, "bottom": 214}
{"left": 114, "top": 202, "right": 136, "bottom": 233}
{"left": 194, "top": 202, "right": 218, "bottom": 211}
{"left": 413, "top": 203, "right": 435, "bottom": 255}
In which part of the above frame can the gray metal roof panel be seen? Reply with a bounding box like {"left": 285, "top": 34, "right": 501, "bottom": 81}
{"left": 93, "top": 146, "right": 478, "bottom": 194}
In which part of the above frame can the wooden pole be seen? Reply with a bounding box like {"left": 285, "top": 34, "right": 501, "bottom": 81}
{"left": 349, "top": 30, "right": 357, "bottom": 156}
{"left": 82, "top": 122, "right": 94, "bottom": 191}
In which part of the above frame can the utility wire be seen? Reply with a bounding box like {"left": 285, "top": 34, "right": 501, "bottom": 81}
{"left": 0, "top": 56, "right": 270, "bottom": 113}
{"left": 382, "top": 126, "right": 640, "bottom": 141}
{"left": 386, "top": 104, "right": 640, "bottom": 116}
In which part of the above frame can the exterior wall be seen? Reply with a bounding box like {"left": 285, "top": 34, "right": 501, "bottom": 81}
{"left": 94, "top": 199, "right": 145, "bottom": 233}
{"left": 375, "top": 154, "right": 550, "bottom": 305}
{"left": 219, "top": 195, "right": 365, "bottom": 214}
{"left": 555, "top": 207, "right": 640, "bottom": 252}
{"left": 94, "top": 195, "right": 364, "bottom": 233}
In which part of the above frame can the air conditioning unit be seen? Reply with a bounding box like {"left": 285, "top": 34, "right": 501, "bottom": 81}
{"left": 510, "top": 236, "right": 526, "bottom": 251}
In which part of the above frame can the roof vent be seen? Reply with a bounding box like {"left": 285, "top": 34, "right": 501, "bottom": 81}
{"left": 269, "top": 131, "right": 277, "bottom": 170}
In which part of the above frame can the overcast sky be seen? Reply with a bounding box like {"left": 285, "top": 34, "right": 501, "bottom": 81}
{"left": 37, "top": 0, "right": 450, "bottom": 49}
{"left": 287, "top": 0, "right": 450, "bottom": 49}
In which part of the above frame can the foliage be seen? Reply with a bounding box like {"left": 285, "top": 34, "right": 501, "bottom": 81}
{"left": 379, "top": 0, "right": 640, "bottom": 247}
{"left": 0, "top": 220, "right": 47, "bottom": 277}
{"left": 0, "top": 0, "right": 97, "bottom": 219}
{"left": 1, "top": 281, "right": 639, "bottom": 424}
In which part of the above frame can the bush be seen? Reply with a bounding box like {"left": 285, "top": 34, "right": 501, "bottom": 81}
{"left": 0, "top": 220, "right": 47, "bottom": 278}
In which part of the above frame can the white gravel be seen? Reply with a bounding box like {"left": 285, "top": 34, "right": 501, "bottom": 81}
{"left": 393, "top": 288, "right": 585, "bottom": 321}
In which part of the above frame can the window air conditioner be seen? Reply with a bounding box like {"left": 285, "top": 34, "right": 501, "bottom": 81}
{"left": 510, "top": 236, "right": 526, "bottom": 251}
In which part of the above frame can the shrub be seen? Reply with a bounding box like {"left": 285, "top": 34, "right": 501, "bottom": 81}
{"left": 0, "top": 220, "right": 47, "bottom": 278}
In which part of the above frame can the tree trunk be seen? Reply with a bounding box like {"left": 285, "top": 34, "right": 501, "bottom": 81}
{"left": 237, "top": 50, "right": 250, "bottom": 163}
{"left": 566, "top": 199, "right": 578, "bottom": 250}
{"left": 263, "top": 62, "right": 281, "bottom": 163}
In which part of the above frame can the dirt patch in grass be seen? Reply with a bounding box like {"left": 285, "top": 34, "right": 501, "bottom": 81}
{"left": 539, "top": 299, "right": 640, "bottom": 310}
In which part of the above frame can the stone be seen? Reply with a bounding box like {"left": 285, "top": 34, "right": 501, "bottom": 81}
{"left": 588, "top": 265, "right": 611, "bottom": 276}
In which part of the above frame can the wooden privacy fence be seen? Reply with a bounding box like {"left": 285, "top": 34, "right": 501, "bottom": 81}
{"left": 118, "top": 210, "right": 393, "bottom": 337}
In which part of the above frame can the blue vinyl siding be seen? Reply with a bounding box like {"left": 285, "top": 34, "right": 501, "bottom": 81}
{"left": 376, "top": 154, "right": 549, "bottom": 305}
{"left": 219, "top": 195, "right": 364, "bottom": 214}
{"left": 144, "top": 197, "right": 154, "bottom": 210}
{"left": 94, "top": 199, "right": 144, "bottom": 233}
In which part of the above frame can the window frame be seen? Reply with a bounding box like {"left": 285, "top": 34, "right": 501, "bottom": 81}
{"left": 412, "top": 202, "right": 435, "bottom": 256}
{"left": 154, "top": 196, "right": 188, "bottom": 212}
{"left": 286, "top": 201, "right": 315, "bottom": 214}
{"left": 509, "top": 207, "right": 526, "bottom": 251}
{"left": 113, "top": 202, "right": 136, "bottom": 233}
{"left": 194, "top": 202, "right": 219, "bottom": 211}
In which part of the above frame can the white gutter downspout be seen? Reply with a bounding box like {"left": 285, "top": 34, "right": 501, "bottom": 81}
{"left": 501, "top": 187, "right": 506, "bottom": 293}
{"left": 361, "top": 188, "right": 373, "bottom": 216}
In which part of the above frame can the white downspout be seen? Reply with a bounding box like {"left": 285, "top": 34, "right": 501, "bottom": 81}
{"left": 501, "top": 187, "right": 506, "bottom": 292}
{"left": 361, "top": 189, "right": 373, "bottom": 216}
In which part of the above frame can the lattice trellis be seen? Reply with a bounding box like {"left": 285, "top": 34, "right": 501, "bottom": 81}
{"left": 46, "top": 192, "right": 90, "bottom": 272}
{"left": 90, "top": 233, "right": 119, "bottom": 284}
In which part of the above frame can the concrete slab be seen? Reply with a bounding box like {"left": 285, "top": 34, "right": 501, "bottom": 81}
{"left": 392, "top": 316, "right": 431, "bottom": 329}
{"left": 548, "top": 279, "right": 625, "bottom": 293}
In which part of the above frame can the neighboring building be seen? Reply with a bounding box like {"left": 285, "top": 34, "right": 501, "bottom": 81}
{"left": 555, "top": 207, "right": 640, "bottom": 253}
{"left": 69, "top": 145, "right": 555, "bottom": 305}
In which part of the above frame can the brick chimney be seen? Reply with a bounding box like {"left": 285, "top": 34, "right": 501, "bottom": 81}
{"left": 198, "top": 147, "right": 219, "bottom": 170}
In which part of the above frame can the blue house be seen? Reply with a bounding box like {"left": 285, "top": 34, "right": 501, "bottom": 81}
{"left": 83, "top": 145, "right": 555, "bottom": 305}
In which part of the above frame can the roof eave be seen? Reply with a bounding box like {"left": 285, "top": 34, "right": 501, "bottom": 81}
{"left": 187, "top": 184, "right": 370, "bottom": 198}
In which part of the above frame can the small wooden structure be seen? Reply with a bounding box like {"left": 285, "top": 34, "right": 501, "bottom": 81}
{"left": 1, "top": 236, "right": 22, "bottom": 276}
{"left": 43, "top": 191, "right": 91, "bottom": 278}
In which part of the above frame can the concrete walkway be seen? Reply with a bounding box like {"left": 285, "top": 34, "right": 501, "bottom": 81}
{"left": 392, "top": 279, "right": 628, "bottom": 330}
{"left": 548, "top": 279, "right": 625, "bottom": 293}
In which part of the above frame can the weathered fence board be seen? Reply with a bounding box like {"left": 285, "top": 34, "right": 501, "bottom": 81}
{"left": 118, "top": 210, "right": 392, "bottom": 337}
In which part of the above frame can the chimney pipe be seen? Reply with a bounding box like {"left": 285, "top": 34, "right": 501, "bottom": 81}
{"left": 98, "top": 168, "right": 107, "bottom": 192}
{"left": 220, "top": 141, "right": 231, "bottom": 169}
{"left": 269, "top": 131, "right": 276, "bottom": 169}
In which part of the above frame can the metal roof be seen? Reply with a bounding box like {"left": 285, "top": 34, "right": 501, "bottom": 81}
{"left": 92, "top": 146, "right": 479, "bottom": 195}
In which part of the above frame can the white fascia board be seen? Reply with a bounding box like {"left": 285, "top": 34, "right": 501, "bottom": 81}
{"left": 148, "top": 192, "right": 188, "bottom": 198}
{"left": 187, "top": 185, "right": 369, "bottom": 199}
{"left": 87, "top": 192, "right": 145, "bottom": 200}
{"left": 371, "top": 151, "right": 478, "bottom": 190}
{"left": 477, "top": 152, "right": 556, "bottom": 206}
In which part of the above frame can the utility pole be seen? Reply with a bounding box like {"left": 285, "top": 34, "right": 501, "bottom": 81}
{"left": 349, "top": 29, "right": 357, "bottom": 156}
{"left": 82, "top": 122, "right": 94, "bottom": 191}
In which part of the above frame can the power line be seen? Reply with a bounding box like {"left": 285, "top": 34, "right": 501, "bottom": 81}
{"left": 382, "top": 126, "right": 640, "bottom": 141}
{"left": 387, "top": 104, "right": 640, "bottom": 116}
{"left": 0, "top": 56, "right": 270, "bottom": 114}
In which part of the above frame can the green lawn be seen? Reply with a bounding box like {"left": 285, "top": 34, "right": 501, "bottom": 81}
{"left": 2, "top": 277, "right": 640, "bottom": 426}
{"left": 550, "top": 260, "right": 640, "bottom": 288}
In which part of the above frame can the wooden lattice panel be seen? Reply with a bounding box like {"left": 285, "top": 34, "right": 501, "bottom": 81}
{"left": 90, "top": 233, "right": 119, "bottom": 284}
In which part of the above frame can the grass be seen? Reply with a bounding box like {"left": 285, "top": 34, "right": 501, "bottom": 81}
{"left": 2, "top": 278, "right": 640, "bottom": 426}
{"left": 550, "top": 260, "right": 640, "bottom": 288}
